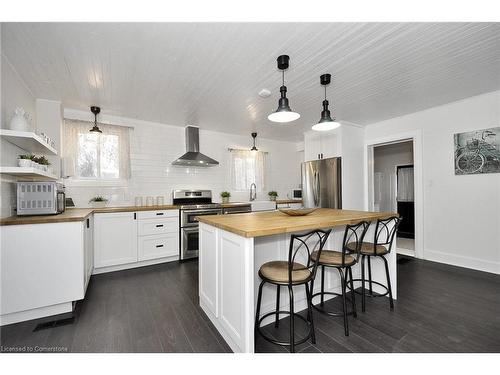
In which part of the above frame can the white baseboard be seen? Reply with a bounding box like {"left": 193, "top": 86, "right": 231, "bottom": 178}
{"left": 424, "top": 249, "right": 500, "bottom": 275}
{"left": 92, "top": 256, "right": 178, "bottom": 275}
{"left": 397, "top": 248, "right": 415, "bottom": 257}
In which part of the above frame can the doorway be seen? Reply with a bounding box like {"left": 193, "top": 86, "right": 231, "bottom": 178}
{"left": 372, "top": 141, "right": 415, "bottom": 256}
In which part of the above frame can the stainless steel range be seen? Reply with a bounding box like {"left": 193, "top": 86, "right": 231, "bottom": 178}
{"left": 173, "top": 189, "right": 251, "bottom": 260}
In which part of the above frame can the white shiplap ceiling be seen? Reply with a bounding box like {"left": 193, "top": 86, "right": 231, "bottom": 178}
{"left": 1, "top": 22, "right": 499, "bottom": 141}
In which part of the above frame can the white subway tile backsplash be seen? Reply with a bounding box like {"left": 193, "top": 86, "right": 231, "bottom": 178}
{"left": 65, "top": 120, "right": 301, "bottom": 207}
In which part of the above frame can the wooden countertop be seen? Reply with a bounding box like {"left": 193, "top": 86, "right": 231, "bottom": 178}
{"left": 0, "top": 208, "right": 95, "bottom": 226}
{"left": 219, "top": 202, "right": 251, "bottom": 208}
{"left": 197, "top": 208, "right": 397, "bottom": 238}
{"left": 0, "top": 205, "right": 179, "bottom": 226}
{"left": 92, "top": 205, "right": 178, "bottom": 213}
{"left": 0, "top": 202, "right": 254, "bottom": 226}
{"left": 275, "top": 199, "right": 303, "bottom": 204}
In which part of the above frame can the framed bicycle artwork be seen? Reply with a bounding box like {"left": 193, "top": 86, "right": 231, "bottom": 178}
{"left": 454, "top": 126, "right": 500, "bottom": 175}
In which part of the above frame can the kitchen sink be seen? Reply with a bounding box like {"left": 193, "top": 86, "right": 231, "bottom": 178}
{"left": 249, "top": 200, "right": 276, "bottom": 212}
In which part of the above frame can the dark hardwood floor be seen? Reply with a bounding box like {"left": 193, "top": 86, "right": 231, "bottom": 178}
{"left": 1, "top": 256, "right": 499, "bottom": 353}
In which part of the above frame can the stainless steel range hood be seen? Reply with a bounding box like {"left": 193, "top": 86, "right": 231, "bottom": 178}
{"left": 172, "top": 126, "right": 219, "bottom": 167}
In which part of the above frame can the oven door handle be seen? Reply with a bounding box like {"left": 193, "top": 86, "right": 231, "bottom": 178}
{"left": 182, "top": 226, "right": 199, "bottom": 233}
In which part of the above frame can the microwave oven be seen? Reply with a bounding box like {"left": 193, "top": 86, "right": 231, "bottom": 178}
{"left": 16, "top": 182, "right": 66, "bottom": 216}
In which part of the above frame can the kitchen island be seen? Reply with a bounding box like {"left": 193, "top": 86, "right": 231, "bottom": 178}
{"left": 197, "top": 208, "right": 398, "bottom": 353}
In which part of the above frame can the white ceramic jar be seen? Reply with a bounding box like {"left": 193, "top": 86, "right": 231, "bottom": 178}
{"left": 9, "top": 108, "right": 30, "bottom": 132}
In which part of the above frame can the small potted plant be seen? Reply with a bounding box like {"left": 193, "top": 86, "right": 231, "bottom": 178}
{"left": 36, "top": 156, "right": 50, "bottom": 172}
{"left": 18, "top": 154, "right": 33, "bottom": 168}
{"left": 268, "top": 191, "right": 278, "bottom": 201}
{"left": 220, "top": 191, "right": 231, "bottom": 204}
{"left": 89, "top": 196, "right": 108, "bottom": 208}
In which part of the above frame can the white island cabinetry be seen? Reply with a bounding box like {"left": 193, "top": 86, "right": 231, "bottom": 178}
{"left": 198, "top": 209, "right": 397, "bottom": 353}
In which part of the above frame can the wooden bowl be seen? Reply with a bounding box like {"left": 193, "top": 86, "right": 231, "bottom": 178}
{"left": 278, "top": 208, "right": 317, "bottom": 216}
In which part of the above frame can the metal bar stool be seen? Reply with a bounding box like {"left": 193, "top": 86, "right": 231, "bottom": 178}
{"left": 346, "top": 216, "right": 401, "bottom": 312}
{"left": 254, "top": 229, "right": 331, "bottom": 353}
{"left": 309, "top": 221, "right": 370, "bottom": 336}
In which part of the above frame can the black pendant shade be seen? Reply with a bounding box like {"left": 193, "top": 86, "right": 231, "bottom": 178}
{"left": 90, "top": 106, "right": 102, "bottom": 133}
{"left": 250, "top": 132, "right": 258, "bottom": 151}
{"left": 312, "top": 74, "right": 341, "bottom": 131}
{"left": 268, "top": 55, "right": 300, "bottom": 123}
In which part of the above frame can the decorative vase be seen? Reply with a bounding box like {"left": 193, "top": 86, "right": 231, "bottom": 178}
{"left": 222, "top": 196, "right": 230, "bottom": 204}
{"left": 18, "top": 159, "right": 31, "bottom": 168}
{"left": 9, "top": 108, "right": 30, "bottom": 132}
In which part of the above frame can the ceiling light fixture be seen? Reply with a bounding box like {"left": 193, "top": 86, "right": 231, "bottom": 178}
{"left": 89, "top": 106, "right": 102, "bottom": 133}
{"left": 268, "top": 55, "right": 300, "bottom": 123}
{"left": 312, "top": 74, "right": 341, "bottom": 131}
{"left": 250, "top": 132, "right": 258, "bottom": 151}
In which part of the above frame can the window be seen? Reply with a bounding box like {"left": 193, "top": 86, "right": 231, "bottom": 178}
{"left": 230, "top": 150, "right": 266, "bottom": 191}
{"left": 63, "top": 119, "right": 130, "bottom": 180}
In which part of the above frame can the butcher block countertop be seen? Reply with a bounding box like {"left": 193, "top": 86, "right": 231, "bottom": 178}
{"left": 197, "top": 208, "right": 397, "bottom": 238}
{"left": 0, "top": 208, "right": 95, "bottom": 226}
{"left": 275, "top": 199, "right": 303, "bottom": 204}
{"left": 0, "top": 205, "right": 178, "bottom": 226}
{"left": 0, "top": 202, "right": 254, "bottom": 226}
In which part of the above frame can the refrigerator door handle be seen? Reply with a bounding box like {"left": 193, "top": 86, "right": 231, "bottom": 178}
{"left": 312, "top": 170, "right": 320, "bottom": 207}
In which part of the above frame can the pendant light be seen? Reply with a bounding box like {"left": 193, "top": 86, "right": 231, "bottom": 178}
{"left": 89, "top": 106, "right": 102, "bottom": 133}
{"left": 250, "top": 132, "right": 258, "bottom": 151}
{"left": 312, "top": 74, "right": 341, "bottom": 131}
{"left": 268, "top": 55, "right": 300, "bottom": 123}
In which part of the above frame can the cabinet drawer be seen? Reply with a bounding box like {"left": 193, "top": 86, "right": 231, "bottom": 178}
{"left": 138, "top": 233, "right": 179, "bottom": 261}
{"left": 137, "top": 210, "right": 178, "bottom": 220}
{"left": 138, "top": 217, "right": 178, "bottom": 236}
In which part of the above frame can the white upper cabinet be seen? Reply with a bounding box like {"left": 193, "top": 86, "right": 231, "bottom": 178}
{"left": 304, "top": 130, "right": 341, "bottom": 161}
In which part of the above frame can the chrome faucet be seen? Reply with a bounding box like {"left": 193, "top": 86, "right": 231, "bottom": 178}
{"left": 249, "top": 183, "right": 257, "bottom": 201}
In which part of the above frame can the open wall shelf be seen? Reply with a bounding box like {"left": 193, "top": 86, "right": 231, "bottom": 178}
{"left": 0, "top": 167, "right": 58, "bottom": 180}
{"left": 0, "top": 129, "right": 58, "bottom": 155}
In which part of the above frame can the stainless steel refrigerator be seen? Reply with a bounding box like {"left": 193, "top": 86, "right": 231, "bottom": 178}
{"left": 301, "top": 157, "right": 342, "bottom": 208}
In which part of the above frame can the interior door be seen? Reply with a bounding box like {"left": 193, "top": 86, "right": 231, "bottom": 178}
{"left": 396, "top": 165, "right": 415, "bottom": 238}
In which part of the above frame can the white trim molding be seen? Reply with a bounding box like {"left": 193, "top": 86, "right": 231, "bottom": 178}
{"left": 425, "top": 249, "right": 500, "bottom": 275}
{"left": 364, "top": 129, "right": 424, "bottom": 260}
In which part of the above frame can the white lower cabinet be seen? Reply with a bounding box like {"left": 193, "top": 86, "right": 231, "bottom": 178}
{"left": 0, "top": 221, "right": 87, "bottom": 326}
{"left": 138, "top": 211, "right": 179, "bottom": 261}
{"left": 94, "top": 212, "right": 138, "bottom": 268}
{"left": 138, "top": 232, "right": 179, "bottom": 261}
{"left": 93, "top": 210, "right": 179, "bottom": 273}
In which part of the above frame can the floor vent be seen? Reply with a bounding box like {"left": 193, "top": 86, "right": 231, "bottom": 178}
{"left": 33, "top": 317, "right": 75, "bottom": 332}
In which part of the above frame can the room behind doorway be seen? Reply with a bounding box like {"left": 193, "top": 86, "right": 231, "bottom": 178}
{"left": 373, "top": 141, "right": 415, "bottom": 256}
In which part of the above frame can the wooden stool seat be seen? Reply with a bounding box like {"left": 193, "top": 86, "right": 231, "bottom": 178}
{"left": 347, "top": 242, "right": 389, "bottom": 255}
{"left": 259, "top": 261, "right": 311, "bottom": 284}
{"left": 311, "top": 250, "right": 356, "bottom": 266}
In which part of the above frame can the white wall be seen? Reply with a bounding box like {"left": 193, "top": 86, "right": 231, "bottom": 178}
{"left": 365, "top": 91, "right": 500, "bottom": 274}
{"left": 0, "top": 53, "right": 37, "bottom": 217}
{"left": 63, "top": 110, "right": 302, "bottom": 206}
{"left": 373, "top": 141, "right": 413, "bottom": 212}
